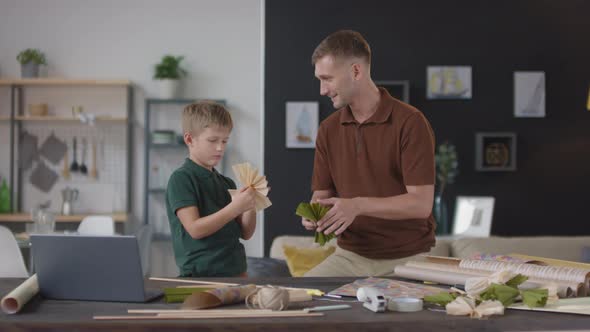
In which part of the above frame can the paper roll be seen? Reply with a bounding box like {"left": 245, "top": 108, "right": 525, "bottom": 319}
{"left": 1, "top": 274, "right": 39, "bottom": 314}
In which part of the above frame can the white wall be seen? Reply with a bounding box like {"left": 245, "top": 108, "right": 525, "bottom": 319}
{"left": 0, "top": 0, "right": 265, "bottom": 257}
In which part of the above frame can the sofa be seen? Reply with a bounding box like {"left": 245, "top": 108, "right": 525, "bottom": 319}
{"left": 256, "top": 235, "right": 590, "bottom": 277}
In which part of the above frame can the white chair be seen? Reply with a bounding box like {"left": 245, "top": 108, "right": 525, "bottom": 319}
{"left": 0, "top": 225, "right": 29, "bottom": 277}
{"left": 78, "top": 216, "right": 115, "bottom": 235}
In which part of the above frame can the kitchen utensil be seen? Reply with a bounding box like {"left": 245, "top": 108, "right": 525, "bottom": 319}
{"left": 80, "top": 138, "right": 88, "bottom": 175}
{"left": 30, "top": 160, "right": 58, "bottom": 192}
{"left": 70, "top": 137, "right": 79, "bottom": 172}
{"left": 61, "top": 187, "right": 79, "bottom": 216}
{"left": 62, "top": 145, "right": 70, "bottom": 179}
{"left": 18, "top": 131, "right": 38, "bottom": 170}
{"left": 39, "top": 132, "right": 67, "bottom": 165}
{"left": 89, "top": 139, "right": 98, "bottom": 179}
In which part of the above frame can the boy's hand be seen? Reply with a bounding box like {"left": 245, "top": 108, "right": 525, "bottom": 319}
{"left": 301, "top": 217, "right": 316, "bottom": 231}
{"left": 232, "top": 186, "right": 256, "bottom": 214}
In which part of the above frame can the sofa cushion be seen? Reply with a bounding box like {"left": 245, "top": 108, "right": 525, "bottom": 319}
{"left": 451, "top": 236, "right": 590, "bottom": 262}
{"left": 283, "top": 245, "right": 336, "bottom": 277}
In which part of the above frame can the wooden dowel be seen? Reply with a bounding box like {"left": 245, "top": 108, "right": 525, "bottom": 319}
{"left": 128, "top": 309, "right": 272, "bottom": 314}
{"left": 94, "top": 312, "right": 322, "bottom": 320}
{"left": 150, "top": 277, "right": 323, "bottom": 294}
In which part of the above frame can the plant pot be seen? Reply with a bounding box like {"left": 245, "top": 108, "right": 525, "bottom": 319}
{"left": 21, "top": 63, "right": 40, "bottom": 78}
{"left": 156, "top": 79, "right": 180, "bottom": 99}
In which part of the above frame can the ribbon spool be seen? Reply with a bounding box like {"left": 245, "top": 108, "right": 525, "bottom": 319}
{"left": 246, "top": 286, "right": 290, "bottom": 311}
{"left": 387, "top": 297, "right": 423, "bottom": 312}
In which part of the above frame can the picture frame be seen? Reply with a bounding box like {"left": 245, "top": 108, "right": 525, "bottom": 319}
{"left": 375, "top": 80, "right": 410, "bottom": 103}
{"left": 285, "top": 101, "right": 319, "bottom": 149}
{"left": 452, "top": 196, "right": 495, "bottom": 237}
{"left": 514, "top": 71, "right": 546, "bottom": 118}
{"left": 427, "top": 66, "right": 472, "bottom": 99}
{"left": 475, "top": 132, "right": 517, "bottom": 171}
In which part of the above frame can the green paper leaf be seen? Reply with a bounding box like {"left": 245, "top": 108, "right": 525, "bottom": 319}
{"left": 296, "top": 203, "right": 318, "bottom": 221}
{"left": 521, "top": 288, "right": 548, "bottom": 308}
{"left": 479, "top": 283, "right": 520, "bottom": 307}
{"left": 506, "top": 274, "right": 528, "bottom": 288}
{"left": 296, "top": 202, "right": 334, "bottom": 246}
{"left": 424, "top": 292, "right": 457, "bottom": 306}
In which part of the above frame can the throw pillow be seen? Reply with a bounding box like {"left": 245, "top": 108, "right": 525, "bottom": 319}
{"left": 283, "top": 244, "right": 336, "bottom": 277}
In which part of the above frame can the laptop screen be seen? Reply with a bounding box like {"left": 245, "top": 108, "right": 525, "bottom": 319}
{"left": 30, "top": 234, "right": 149, "bottom": 302}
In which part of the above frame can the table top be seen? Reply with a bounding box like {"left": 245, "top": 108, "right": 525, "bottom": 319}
{"left": 1, "top": 277, "right": 589, "bottom": 332}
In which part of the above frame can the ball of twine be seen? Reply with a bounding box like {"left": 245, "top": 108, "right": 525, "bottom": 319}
{"left": 246, "top": 286, "right": 290, "bottom": 311}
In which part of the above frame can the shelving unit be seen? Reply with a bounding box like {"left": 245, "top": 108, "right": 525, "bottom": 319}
{"left": 0, "top": 78, "right": 134, "bottom": 223}
{"left": 143, "top": 98, "right": 225, "bottom": 229}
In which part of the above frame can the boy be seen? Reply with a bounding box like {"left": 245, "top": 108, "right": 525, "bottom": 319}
{"left": 166, "top": 101, "right": 257, "bottom": 277}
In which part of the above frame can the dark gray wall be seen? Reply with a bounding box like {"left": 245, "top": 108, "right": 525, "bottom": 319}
{"left": 263, "top": 0, "right": 590, "bottom": 256}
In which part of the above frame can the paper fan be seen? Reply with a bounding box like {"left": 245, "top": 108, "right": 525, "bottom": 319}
{"left": 228, "top": 162, "right": 271, "bottom": 212}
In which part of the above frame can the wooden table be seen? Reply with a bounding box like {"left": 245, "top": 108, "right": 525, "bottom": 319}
{"left": 1, "top": 277, "right": 589, "bottom": 332}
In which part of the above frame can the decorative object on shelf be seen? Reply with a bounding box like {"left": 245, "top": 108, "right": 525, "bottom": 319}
{"left": 475, "top": 132, "right": 517, "bottom": 171}
{"left": 427, "top": 66, "right": 472, "bottom": 99}
{"left": 151, "top": 130, "right": 176, "bottom": 144}
{"left": 16, "top": 48, "right": 46, "bottom": 78}
{"left": 375, "top": 80, "right": 410, "bottom": 103}
{"left": 285, "top": 101, "right": 318, "bottom": 149}
{"left": 153, "top": 55, "right": 187, "bottom": 99}
{"left": 28, "top": 103, "right": 48, "bottom": 116}
{"left": 452, "top": 196, "right": 495, "bottom": 237}
{"left": 514, "top": 72, "right": 545, "bottom": 118}
{"left": 434, "top": 141, "right": 459, "bottom": 235}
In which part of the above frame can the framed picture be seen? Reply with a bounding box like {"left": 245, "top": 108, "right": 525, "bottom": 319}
{"left": 452, "top": 196, "right": 495, "bottom": 237}
{"left": 285, "top": 101, "right": 319, "bottom": 149}
{"left": 375, "top": 80, "right": 410, "bottom": 103}
{"left": 475, "top": 132, "right": 517, "bottom": 171}
{"left": 427, "top": 66, "right": 472, "bottom": 99}
{"left": 514, "top": 71, "right": 545, "bottom": 118}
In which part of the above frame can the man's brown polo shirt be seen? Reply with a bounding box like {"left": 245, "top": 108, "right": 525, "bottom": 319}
{"left": 312, "top": 88, "right": 436, "bottom": 259}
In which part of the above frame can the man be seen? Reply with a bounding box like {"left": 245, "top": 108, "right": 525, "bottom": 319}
{"left": 302, "top": 30, "right": 436, "bottom": 277}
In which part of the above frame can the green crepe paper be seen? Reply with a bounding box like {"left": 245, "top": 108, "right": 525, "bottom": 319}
{"left": 505, "top": 274, "right": 528, "bottom": 288}
{"left": 424, "top": 292, "right": 458, "bottom": 306}
{"left": 163, "top": 287, "right": 217, "bottom": 303}
{"left": 296, "top": 202, "right": 334, "bottom": 246}
{"left": 479, "top": 283, "right": 520, "bottom": 307}
{"left": 521, "top": 288, "right": 549, "bottom": 308}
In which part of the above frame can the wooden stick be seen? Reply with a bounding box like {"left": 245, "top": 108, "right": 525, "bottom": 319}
{"left": 94, "top": 312, "right": 322, "bottom": 320}
{"left": 150, "top": 277, "right": 323, "bottom": 294}
{"left": 128, "top": 309, "right": 272, "bottom": 314}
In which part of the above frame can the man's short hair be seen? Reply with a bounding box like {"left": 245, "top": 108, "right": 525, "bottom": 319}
{"left": 311, "top": 30, "right": 371, "bottom": 65}
{"left": 182, "top": 101, "right": 233, "bottom": 135}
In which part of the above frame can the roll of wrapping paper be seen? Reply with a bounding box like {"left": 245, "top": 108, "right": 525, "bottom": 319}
{"left": 1, "top": 275, "right": 39, "bottom": 314}
{"left": 182, "top": 284, "right": 257, "bottom": 309}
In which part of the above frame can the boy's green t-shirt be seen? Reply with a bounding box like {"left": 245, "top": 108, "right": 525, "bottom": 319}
{"left": 166, "top": 158, "right": 246, "bottom": 277}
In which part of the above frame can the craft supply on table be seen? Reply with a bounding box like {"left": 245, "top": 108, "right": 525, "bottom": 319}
{"left": 1, "top": 275, "right": 39, "bottom": 314}
{"left": 303, "top": 304, "right": 351, "bottom": 313}
{"left": 181, "top": 284, "right": 257, "bottom": 310}
{"left": 329, "top": 277, "right": 443, "bottom": 299}
{"left": 93, "top": 310, "right": 323, "bottom": 320}
{"left": 246, "top": 286, "right": 290, "bottom": 311}
{"left": 388, "top": 297, "right": 423, "bottom": 312}
{"left": 356, "top": 287, "right": 387, "bottom": 313}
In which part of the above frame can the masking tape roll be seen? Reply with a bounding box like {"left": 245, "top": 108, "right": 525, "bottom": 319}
{"left": 387, "top": 297, "right": 423, "bottom": 312}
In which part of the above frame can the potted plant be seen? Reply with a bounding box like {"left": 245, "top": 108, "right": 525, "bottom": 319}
{"left": 17, "top": 48, "right": 46, "bottom": 78}
{"left": 153, "top": 55, "right": 187, "bottom": 99}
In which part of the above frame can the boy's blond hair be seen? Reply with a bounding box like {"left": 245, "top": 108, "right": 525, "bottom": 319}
{"left": 182, "top": 101, "right": 233, "bottom": 135}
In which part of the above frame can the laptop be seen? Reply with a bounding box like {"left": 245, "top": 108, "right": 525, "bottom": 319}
{"left": 30, "top": 234, "right": 162, "bottom": 302}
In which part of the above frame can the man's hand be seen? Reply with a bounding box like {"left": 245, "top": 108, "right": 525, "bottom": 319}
{"left": 316, "top": 197, "right": 360, "bottom": 236}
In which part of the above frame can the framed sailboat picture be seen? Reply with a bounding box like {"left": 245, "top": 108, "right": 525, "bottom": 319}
{"left": 427, "top": 66, "right": 472, "bottom": 100}
{"left": 285, "top": 101, "right": 319, "bottom": 149}
{"left": 514, "top": 71, "right": 545, "bottom": 118}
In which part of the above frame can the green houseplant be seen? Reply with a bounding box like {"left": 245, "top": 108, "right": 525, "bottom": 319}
{"left": 434, "top": 141, "right": 458, "bottom": 235}
{"left": 153, "top": 55, "right": 187, "bottom": 99}
{"left": 17, "top": 48, "right": 46, "bottom": 78}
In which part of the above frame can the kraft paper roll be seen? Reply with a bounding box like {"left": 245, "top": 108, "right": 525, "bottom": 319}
{"left": 1, "top": 274, "right": 39, "bottom": 314}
